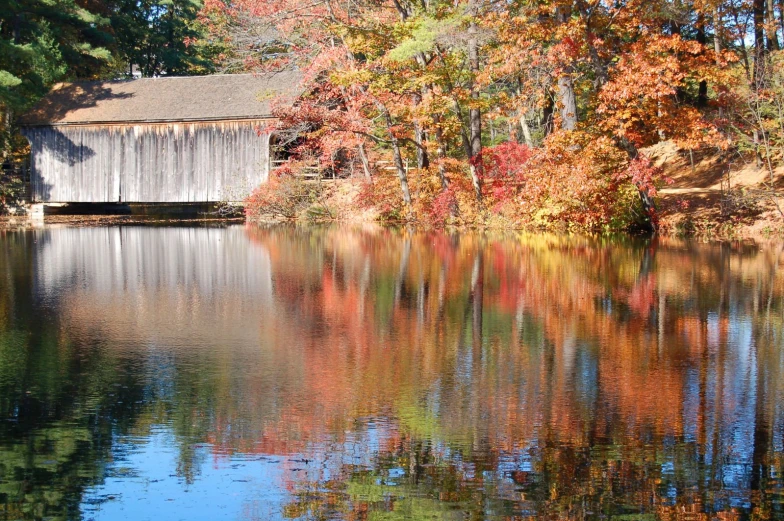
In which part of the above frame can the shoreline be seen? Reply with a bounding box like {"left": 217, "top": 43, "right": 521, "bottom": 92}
{"left": 0, "top": 214, "right": 245, "bottom": 229}
{"left": 4, "top": 213, "right": 781, "bottom": 244}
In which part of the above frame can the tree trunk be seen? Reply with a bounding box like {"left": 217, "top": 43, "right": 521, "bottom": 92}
{"left": 467, "top": 18, "right": 483, "bottom": 203}
{"left": 779, "top": 0, "right": 784, "bottom": 39}
{"left": 13, "top": 14, "right": 21, "bottom": 44}
{"left": 767, "top": 0, "right": 780, "bottom": 50}
{"left": 542, "top": 96, "right": 555, "bottom": 136}
{"left": 434, "top": 120, "right": 449, "bottom": 190}
{"left": 0, "top": 106, "right": 11, "bottom": 162}
{"left": 576, "top": 1, "right": 607, "bottom": 87}
{"left": 411, "top": 90, "right": 430, "bottom": 170}
{"left": 754, "top": 0, "right": 767, "bottom": 87}
{"left": 714, "top": 12, "right": 724, "bottom": 118}
{"left": 556, "top": 6, "right": 577, "bottom": 130}
{"left": 515, "top": 82, "right": 535, "bottom": 146}
{"left": 520, "top": 113, "right": 534, "bottom": 147}
{"left": 414, "top": 121, "right": 429, "bottom": 169}
{"left": 697, "top": 14, "right": 709, "bottom": 107}
{"left": 714, "top": 9, "right": 722, "bottom": 56}
{"left": 379, "top": 104, "right": 413, "bottom": 214}
{"left": 455, "top": 99, "right": 473, "bottom": 157}
{"left": 557, "top": 76, "right": 578, "bottom": 130}
{"left": 468, "top": 162, "right": 482, "bottom": 204}
{"left": 358, "top": 142, "right": 372, "bottom": 180}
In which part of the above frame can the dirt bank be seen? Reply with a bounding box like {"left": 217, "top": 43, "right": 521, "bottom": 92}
{"left": 647, "top": 142, "right": 784, "bottom": 239}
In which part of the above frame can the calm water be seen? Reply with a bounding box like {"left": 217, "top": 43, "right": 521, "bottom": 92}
{"left": 0, "top": 225, "right": 783, "bottom": 521}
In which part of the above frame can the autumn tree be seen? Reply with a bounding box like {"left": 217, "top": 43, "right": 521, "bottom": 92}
{"left": 220, "top": 0, "right": 782, "bottom": 229}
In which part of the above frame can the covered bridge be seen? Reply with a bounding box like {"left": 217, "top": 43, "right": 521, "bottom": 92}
{"left": 19, "top": 72, "right": 300, "bottom": 203}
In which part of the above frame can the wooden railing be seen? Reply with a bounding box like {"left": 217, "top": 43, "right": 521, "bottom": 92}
{"left": 270, "top": 159, "right": 334, "bottom": 181}
{"left": 374, "top": 159, "right": 410, "bottom": 176}
{"left": 270, "top": 157, "right": 411, "bottom": 180}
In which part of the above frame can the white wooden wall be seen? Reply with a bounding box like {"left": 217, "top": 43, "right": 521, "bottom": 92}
{"left": 23, "top": 121, "right": 271, "bottom": 203}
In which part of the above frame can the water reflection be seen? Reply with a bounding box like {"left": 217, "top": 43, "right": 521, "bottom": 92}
{"left": 0, "top": 225, "right": 783, "bottom": 520}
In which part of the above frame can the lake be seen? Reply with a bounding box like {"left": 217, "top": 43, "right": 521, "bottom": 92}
{"left": 0, "top": 224, "right": 782, "bottom": 520}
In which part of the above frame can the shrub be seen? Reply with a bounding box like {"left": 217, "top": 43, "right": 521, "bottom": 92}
{"left": 355, "top": 176, "right": 406, "bottom": 222}
{"left": 510, "top": 131, "right": 672, "bottom": 230}
{"left": 244, "top": 171, "right": 317, "bottom": 220}
{"left": 482, "top": 141, "right": 533, "bottom": 208}
{"left": 0, "top": 172, "right": 26, "bottom": 215}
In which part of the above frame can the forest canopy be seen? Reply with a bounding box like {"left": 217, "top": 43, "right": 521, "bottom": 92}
{"left": 219, "top": 0, "right": 784, "bottom": 230}
{"left": 3, "top": 0, "right": 784, "bottom": 231}
{"left": 0, "top": 0, "right": 218, "bottom": 158}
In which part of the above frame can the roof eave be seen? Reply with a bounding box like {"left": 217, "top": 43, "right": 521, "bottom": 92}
{"left": 19, "top": 114, "right": 277, "bottom": 128}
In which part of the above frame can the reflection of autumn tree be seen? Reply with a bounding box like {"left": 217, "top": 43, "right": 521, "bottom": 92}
{"left": 19, "top": 226, "right": 781, "bottom": 518}
{"left": 242, "top": 227, "right": 784, "bottom": 520}
{"left": 4, "top": 227, "right": 783, "bottom": 518}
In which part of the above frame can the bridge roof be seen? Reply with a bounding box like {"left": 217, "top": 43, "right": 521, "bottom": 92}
{"left": 19, "top": 72, "right": 302, "bottom": 127}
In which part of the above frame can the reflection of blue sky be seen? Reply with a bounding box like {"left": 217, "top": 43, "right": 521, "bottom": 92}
{"left": 682, "top": 366, "right": 700, "bottom": 444}
{"left": 82, "top": 420, "right": 402, "bottom": 520}
{"left": 573, "top": 344, "right": 598, "bottom": 412}
{"left": 722, "top": 313, "right": 756, "bottom": 496}
{"left": 82, "top": 428, "right": 291, "bottom": 521}
{"left": 298, "top": 419, "right": 392, "bottom": 484}
{"left": 12, "top": 227, "right": 782, "bottom": 519}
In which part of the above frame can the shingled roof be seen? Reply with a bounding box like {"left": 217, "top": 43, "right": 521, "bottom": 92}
{"left": 19, "top": 72, "right": 302, "bottom": 126}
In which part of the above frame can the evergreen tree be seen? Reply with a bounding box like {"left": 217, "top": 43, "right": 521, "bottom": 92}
{"left": 0, "top": 0, "right": 113, "bottom": 158}
{"left": 110, "top": 0, "right": 215, "bottom": 77}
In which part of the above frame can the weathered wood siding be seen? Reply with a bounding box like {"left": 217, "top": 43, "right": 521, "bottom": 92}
{"left": 22, "top": 120, "right": 271, "bottom": 203}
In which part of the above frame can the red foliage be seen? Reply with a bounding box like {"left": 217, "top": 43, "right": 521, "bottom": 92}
{"left": 427, "top": 186, "right": 458, "bottom": 227}
{"left": 482, "top": 142, "right": 532, "bottom": 205}
{"left": 202, "top": 0, "right": 742, "bottom": 232}
{"left": 484, "top": 142, "right": 532, "bottom": 179}
{"left": 618, "top": 155, "right": 671, "bottom": 197}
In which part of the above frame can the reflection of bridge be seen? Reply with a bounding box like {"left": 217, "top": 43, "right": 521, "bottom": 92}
{"left": 33, "top": 226, "right": 272, "bottom": 350}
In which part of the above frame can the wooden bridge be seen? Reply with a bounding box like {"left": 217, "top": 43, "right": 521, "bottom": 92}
{"left": 18, "top": 73, "right": 302, "bottom": 204}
